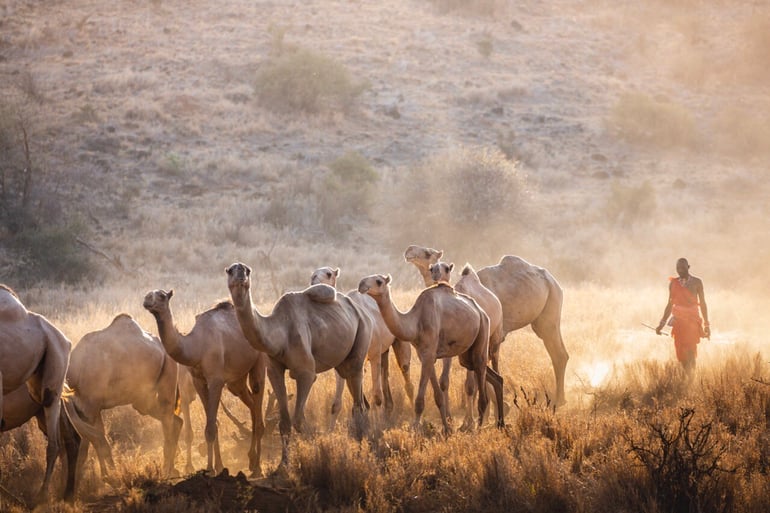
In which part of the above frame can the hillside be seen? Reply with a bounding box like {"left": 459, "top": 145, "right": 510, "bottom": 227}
{"left": 2, "top": 0, "right": 769, "bottom": 299}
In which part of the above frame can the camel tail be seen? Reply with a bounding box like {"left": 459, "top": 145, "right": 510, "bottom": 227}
{"left": 62, "top": 395, "right": 102, "bottom": 443}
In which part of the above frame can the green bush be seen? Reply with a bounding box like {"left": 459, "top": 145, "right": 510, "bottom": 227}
{"left": 254, "top": 48, "right": 367, "bottom": 114}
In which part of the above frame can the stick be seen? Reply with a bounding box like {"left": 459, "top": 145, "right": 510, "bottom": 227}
{"left": 641, "top": 322, "right": 670, "bottom": 337}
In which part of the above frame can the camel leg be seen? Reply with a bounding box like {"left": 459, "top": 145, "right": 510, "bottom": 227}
{"left": 78, "top": 410, "right": 113, "bottom": 478}
{"left": 344, "top": 369, "right": 369, "bottom": 440}
{"left": 413, "top": 359, "right": 432, "bottom": 430}
{"left": 248, "top": 359, "right": 266, "bottom": 477}
{"left": 291, "top": 371, "right": 316, "bottom": 435}
{"left": 266, "top": 363, "right": 291, "bottom": 468}
{"left": 485, "top": 366, "right": 505, "bottom": 428}
{"left": 329, "top": 371, "right": 346, "bottom": 432}
{"left": 179, "top": 397, "right": 194, "bottom": 474}
{"left": 369, "top": 352, "right": 384, "bottom": 410}
{"left": 192, "top": 376, "right": 224, "bottom": 474}
{"left": 439, "top": 357, "right": 453, "bottom": 420}
{"left": 58, "top": 407, "right": 81, "bottom": 503}
{"left": 531, "top": 316, "right": 569, "bottom": 407}
{"left": 380, "top": 347, "right": 394, "bottom": 414}
{"left": 461, "top": 370, "right": 477, "bottom": 431}
{"left": 34, "top": 398, "right": 62, "bottom": 503}
{"left": 428, "top": 362, "right": 452, "bottom": 435}
{"left": 392, "top": 339, "right": 414, "bottom": 403}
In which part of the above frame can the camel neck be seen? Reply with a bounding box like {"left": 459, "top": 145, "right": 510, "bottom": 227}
{"left": 375, "top": 291, "right": 418, "bottom": 343}
{"left": 231, "top": 291, "right": 281, "bottom": 357}
{"left": 151, "top": 310, "right": 195, "bottom": 367}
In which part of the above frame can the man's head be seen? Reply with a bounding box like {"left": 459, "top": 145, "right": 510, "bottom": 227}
{"left": 676, "top": 257, "right": 690, "bottom": 278}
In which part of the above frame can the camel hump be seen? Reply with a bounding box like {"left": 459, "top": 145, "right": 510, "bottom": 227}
{"left": 212, "top": 300, "right": 234, "bottom": 311}
{"left": 461, "top": 263, "right": 477, "bottom": 278}
{"left": 303, "top": 283, "right": 337, "bottom": 304}
{"left": 0, "top": 285, "right": 27, "bottom": 321}
{"left": 110, "top": 313, "right": 134, "bottom": 325}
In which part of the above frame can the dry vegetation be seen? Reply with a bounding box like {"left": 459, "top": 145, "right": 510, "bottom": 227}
{"left": 2, "top": 0, "right": 770, "bottom": 511}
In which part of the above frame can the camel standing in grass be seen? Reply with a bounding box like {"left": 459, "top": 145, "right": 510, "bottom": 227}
{"left": 2, "top": 386, "right": 82, "bottom": 502}
{"left": 0, "top": 284, "right": 71, "bottom": 503}
{"left": 66, "top": 314, "right": 183, "bottom": 478}
{"left": 358, "top": 274, "right": 504, "bottom": 433}
{"left": 405, "top": 246, "right": 569, "bottom": 406}
{"left": 310, "top": 266, "right": 414, "bottom": 429}
{"left": 143, "top": 290, "right": 267, "bottom": 477}
{"left": 226, "top": 262, "right": 371, "bottom": 467}
{"left": 430, "top": 261, "right": 505, "bottom": 427}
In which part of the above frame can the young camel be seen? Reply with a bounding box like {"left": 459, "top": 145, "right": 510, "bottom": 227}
{"left": 405, "top": 246, "right": 569, "bottom": 406}
{"left": 226, "top": 262, "right": 372, "bottom": 468}
{"left": 430, "top": 261, "right": 505, "bottom": 428}
{"left": 2, "top": 386, "right": 82, "bottom": 502}
{"left": 66, "top": 314, "right": 183, "bottom": 478}
{"left": 143, "top": 291, "right": 267, "bottom": 477}
{"left": 357, "top": 274, "right": 504, "bottom": 434}
{"left": 0, "top": 284, "right": 71, "bottom": 503}
{"left": 310, "top": 266, "right": 414, "bottom": 429}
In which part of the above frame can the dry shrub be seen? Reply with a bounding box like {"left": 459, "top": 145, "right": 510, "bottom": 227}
{"left": 254, "top": 48, "right": 367, "bottom": 114}
{"left": 603, "top": 180, "right": 657, "bottom": 228}
{"left": 607, "top": 92, "right": 697, "bottom": 149}
{"left": 385, "top": 147, "right": 530, "bottom": 262}
{"left": 319, "top": 151, "right": 380, "bottom": 233}
{"left": 291, "top": 432, "right": 377, "bottom": 509}
{"left": 428, "top": 0, "right": 505, "bottom": 17}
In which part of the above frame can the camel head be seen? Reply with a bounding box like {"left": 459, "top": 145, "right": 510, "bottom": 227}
{"left": 358, "top": 274, "right": 392, "bottom": 297}
{"left": 310, "top": 267, "right": 339, "bottom": 287}
{"left": 143, "top": 289, "right": 174, "bottom": 314}
{"left": 225, "top": 262, "right": 252, "bottom": 296}
{"left": 403, "top": 245, "right": 443, "bottom": 268}
{"left": 429, "top": 262, "right": 454, "bottom": 284}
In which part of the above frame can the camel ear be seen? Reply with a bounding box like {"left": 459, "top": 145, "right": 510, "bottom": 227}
{"left": 245, "top": 264, "right": 252, "bottom": 276}
{"left": 167, "top": 289, "right": 174, "bottom": 299}
{"left": 334, "top": 268, "right": 340, "bottom": 277}
{"left": 437, "top": 250, "right": 444, "bottom": 260}
{"left": 448, "top": 263, "right": 454, "bottom": 272}
{"left": 385, "top": 274, "right": 392, "bottom": 284}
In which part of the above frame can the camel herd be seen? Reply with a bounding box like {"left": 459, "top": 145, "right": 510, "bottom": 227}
{"left": 0, "top": 245, "right": 569, "bottom": 504}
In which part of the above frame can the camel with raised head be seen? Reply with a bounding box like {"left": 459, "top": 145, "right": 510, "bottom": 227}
{"left": 405, "top": 246, "right": 569, "bottom": 406}
{"left": 2, "top": 386, "right": 82, "bottom": 502}
{"left": 357, "top": 274, "right": 504, "bottom": 434}
{"left": 0, "top": 284, "right": 71, "bottom": 503}
{"left": 143, "top": 291, "right": 267, "bottom": 476}
{"left": 66, "top": 314, "right": 183, "bottom": 478}
{"left": 310, "top": 267, "right": 414, "bottom": 429}
{"left": 226, "top": 262, "right": 371, "bottom": 467}
{"left": 430, "top": 261, "right": 505, "bottom": 427}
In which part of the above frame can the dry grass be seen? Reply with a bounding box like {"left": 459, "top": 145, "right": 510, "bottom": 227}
{"left": 2, "top": 282, "right": 769, "bottom": 512}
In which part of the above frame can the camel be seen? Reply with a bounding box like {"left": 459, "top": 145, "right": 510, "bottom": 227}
{"left": 143, "top": 290, "right": 267, "bottom": 477}
{"left": 2, "top": 386, "right": 82, "bottom": 502}
{"left": 357, "top": 274, "right": 504, "bottom": 433}
{"left": 405, "top": 246, "right": 569, "bottom": 406}
{"left": 430, "top": 261, "right": 505, "bottom": 427}
{"left": 0, "top": 284, "right": 71, "bottom": 503}
{"left": 310, "top": 267, "right": 414, "bottom": 429}
{"left": 65, "top": 314, "right": 183, "bottom": 479}
{"left": 226, "top": 262, "right": 371, "bottom": 467}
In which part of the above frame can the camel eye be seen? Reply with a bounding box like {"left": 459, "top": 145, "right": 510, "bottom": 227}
{"left": 376, "top": 279, "right": 382, "bottom": 286}
{"left": 326, "top": 272, "right": 332, "bottom": 278}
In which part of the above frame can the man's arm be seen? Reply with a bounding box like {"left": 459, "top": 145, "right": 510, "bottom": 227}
{"left": 656, "top": 281, "right": 674, "bottom": 335}
{"left": 697, "top": 279, "right": 710, "bottom": 338}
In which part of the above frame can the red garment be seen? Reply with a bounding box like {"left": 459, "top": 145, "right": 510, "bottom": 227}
{"left": 669, "top": 277, "right": 703, "bottom": 364}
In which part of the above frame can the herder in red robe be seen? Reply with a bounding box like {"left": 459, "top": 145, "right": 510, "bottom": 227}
{"left": 656, "top": 258, "right": 710, "bottom": 372}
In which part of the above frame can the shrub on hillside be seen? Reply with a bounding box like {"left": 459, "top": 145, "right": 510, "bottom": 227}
{"left": 607, "top": 92, "right": 697, "bottom": 149}
{"left": 603, "top": 180, "right": 656, "bottom": 228}
{"left": 254, "top": 48, "right": 367, "bottom": 114}
{"left": 319, "top": 151, "right": 379, "bottom": 228}
{"left": 428, "top": 0, "right": 503, "bottom": 17}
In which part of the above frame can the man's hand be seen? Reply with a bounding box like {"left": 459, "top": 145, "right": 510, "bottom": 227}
{"left": 704, "top": 325, "right": 711, "bottom": 339}
{"left": 655, "top": 322, "right": 664, "bottom": 335}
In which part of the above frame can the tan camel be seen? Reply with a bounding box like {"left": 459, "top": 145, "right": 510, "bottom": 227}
{"left": 405, "top": 246, "right": 569, "bottom": 406}
{"left": 310, "top": 267, "right": 414, "bottom": 429}
{"left": 66, "top": 314, "right": 183, "bottom": 478}
{"left": 357, "top": 274, "right": 504, "bottom": 433}
{"left": 143, "top": 290, "right": 267, "bottom": 477}
{"left": 2, "top": 386, "right": 82, "bottom": 502}
{"left": 430, "top": 261, "right": 505, "bottom": 427}
{"left": 0, "top": 284, "right": 71, "bottom": 503}
{"left": 226, "top": 262, "right": 371, "bottom": 467}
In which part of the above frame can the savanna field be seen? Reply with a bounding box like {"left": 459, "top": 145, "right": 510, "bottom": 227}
{"left": 2, "top": 0, "right": 770, "bottom": 512}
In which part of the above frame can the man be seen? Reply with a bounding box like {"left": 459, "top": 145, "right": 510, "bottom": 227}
{"left": 656, "top": 258, "right": 710, "bottom": 372}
